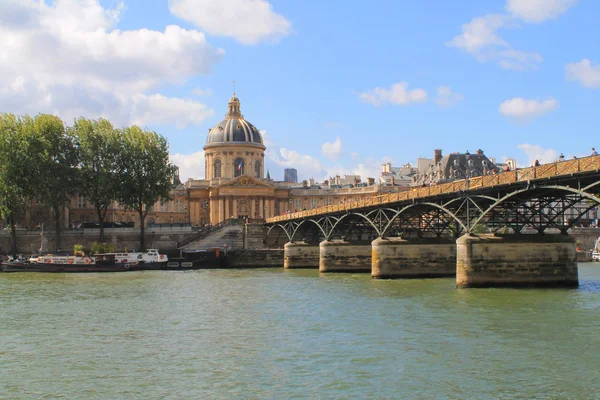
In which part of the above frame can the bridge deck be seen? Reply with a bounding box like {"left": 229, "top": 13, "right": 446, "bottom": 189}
{"left": 267, "top": 155, "right": 600, "bottom": 223}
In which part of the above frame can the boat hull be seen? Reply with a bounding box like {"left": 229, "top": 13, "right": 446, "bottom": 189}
{"left": 1, "top": 261, "right": 168, "bottom": 273}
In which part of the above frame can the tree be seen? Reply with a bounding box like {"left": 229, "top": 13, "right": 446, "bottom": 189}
{"left": 32, "top": 114, "right": 79, "bottom": 251}
{"left": 115, "top": 126, "right": 175, "bottom": 250}
{"left": 71, "top": 118, "right": 120, "bottom": 243}
{"left": 0, "top": 113, "right": 34, "bottom": 255}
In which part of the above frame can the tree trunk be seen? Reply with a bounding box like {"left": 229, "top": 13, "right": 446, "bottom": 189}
{"left": 139, "top": 211, "right": 145, "bottom": 251}
{"left": 97, "top": 208, "right": 105, "bottom": 243}
{"left": 54, "top": 207, "right": 62, "bottom": 252}
{"left": 9, "top": 215, "right": 17, "bottom": 257}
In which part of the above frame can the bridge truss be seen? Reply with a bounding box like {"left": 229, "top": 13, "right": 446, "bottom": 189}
{"left": 266, "top": 159, "right": 600, "bottom": 243}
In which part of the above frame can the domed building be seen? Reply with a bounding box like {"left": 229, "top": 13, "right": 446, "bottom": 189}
{"left": 16, "top": 93, "right": 414, "bottom": 232}
{"left": 182, "top": 94, "right": 393, "bottom": 226}
{"left": 204, "top": 94, "right": 266, "bottom": 180}
{"left": 186, "top": 94, "right": 284, "bottom": 225}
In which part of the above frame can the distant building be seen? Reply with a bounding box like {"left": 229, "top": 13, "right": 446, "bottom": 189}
{"left": 284, "top": 168, "right": 298, "bottom": 183}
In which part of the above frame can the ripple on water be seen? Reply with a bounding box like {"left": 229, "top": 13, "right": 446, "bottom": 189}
{"left": 0, "top": 266, "right": 599, "bottom": 399}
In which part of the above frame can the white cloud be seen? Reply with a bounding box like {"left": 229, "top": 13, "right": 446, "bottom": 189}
{"left": 566, "top": 59, "right": 600, "bottom": 88}
{"left": 517, "top": 144, "right": 560, "bottom": 166}
{"left": 507, "top": 0, "right": 577, "bottom": 23}
{"left": 168, "top": 0, "right": 292, "bottom": 45}
{"left": 447, "top": 14, "right": 509, "bottom": 54}
{"left": 446, "top": 14, "right": 542, "bottom": 71}
{"left": 435, "top": 86, "right": 464, "bottom": 107}
{"left": 170, "top": 151, "right": 205, "bottom": 181}
{"left": 130, "top": 94, "right": 214, "bottom": 129}
{"left": 499, "top": 97, "right": 558, "bottom": 120}
{"left": 0, "top": 0, "right": 222, "bottom": 127}
{"left": 321, "top": 137, "right": 343, "bottom": 160}
{"left": 192, "top": 88, "right": 213, "bottom": 96}
{"left": 357, "top": 82, "right": 427, "bottom": 107}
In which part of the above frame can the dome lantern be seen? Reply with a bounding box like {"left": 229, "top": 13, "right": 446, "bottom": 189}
{"left": 227, "top": 93, "right": 242, "bottom": 118}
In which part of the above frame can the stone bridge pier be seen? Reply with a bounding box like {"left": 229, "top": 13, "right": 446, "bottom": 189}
{"left": 371, "top": 237, "right": 456, "bottom": 279}
{"left": 456, "top": 234, "right": 578, "bottom": 288}
{"left": 284, "top": 241, "right": 320, "bottom": 269}
{"left": 319, "top": 240, "right": 372, "bottom": 273}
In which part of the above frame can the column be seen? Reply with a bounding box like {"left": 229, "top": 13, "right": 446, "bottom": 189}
{"left": 260, "top": 197, "right": 265, "bottom": 219}
{"left": 456, "top": 234, "right": 578, "bottom": 288}
{"left": 319, "top": 239, "right": 371, "bottom": 273}
{"left": 371, "top": 237, "right": 456, "bottom": 279}
{"left": 233, "top": 198, "right": 238, "bottom": 218}
{"left": 284, "top": 241, "right": 320, "bottom": 269}
{"left": 218, "top": 198, "right": 224, "bottom": 223}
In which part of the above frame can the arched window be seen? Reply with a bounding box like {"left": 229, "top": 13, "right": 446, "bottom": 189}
{"left": 214, "top": 159, "right": 222, "bottom": 178}
{"left": 255, "top": 160, "right": 261, "bottom": 178}
{"left": 234, "top": 158, "right": 244, "bottom": 177}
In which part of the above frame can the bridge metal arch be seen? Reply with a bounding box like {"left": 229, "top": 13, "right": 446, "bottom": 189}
{"left": 380, "top": 202, "right": 469, "bottom": 237}
{"left": 266, "top": 223, "right": 295, "bottom": 242}
{"left": 471, "top": 184, "right": 600, "bottom": 229}
{"left": 441, "top": 194, "right": 499, "bottom": 209}
{"left": 328, "top": 209, "right": 386, "bottom": 240}
{"left": 288, "top": 218, "right": 328, "bottom": 242}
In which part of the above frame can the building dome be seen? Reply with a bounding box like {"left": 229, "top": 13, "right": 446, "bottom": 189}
{"left": 205, "top": 94, "right": 264, "bottom": 147}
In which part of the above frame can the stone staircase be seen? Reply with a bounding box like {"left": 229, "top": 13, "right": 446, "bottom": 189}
{"left": 181, "top": 223, "right": 245, "bottom": 250}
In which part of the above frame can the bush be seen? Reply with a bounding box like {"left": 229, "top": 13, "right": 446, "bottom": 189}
{"left": 73, "top": 244, "right": 84, "bottom": 256}
{"left": 90, "top": 241, "right": 115, "bottom": 255}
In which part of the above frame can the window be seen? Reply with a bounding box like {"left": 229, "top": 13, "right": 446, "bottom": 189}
{"left": 234, "top": 158, "right": 244, "bottom": 177}
{"left": 310, "top": 198, "right": 318, "bottom": 209}
{"left": 77, "top": 196, "right": 86, "bottom": 208}
{"left": 326, "top": 198, "right": 333, "bottom": 205}
{"left": 255, "top": 160, "right": 261, "bottom": 178}
{"left": 294, "top": 198, "right": 303, "bottom": 211}
{"left": 175, "top": 198, "right": 183, "bottom": 213}
{"left": 160, "top": 201, "right": 168, "bottom": 212}
{"left": 214, "top": 159, "right": 222, "bottom": 178}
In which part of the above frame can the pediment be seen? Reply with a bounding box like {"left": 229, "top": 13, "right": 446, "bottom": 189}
{"left": 219, "top": 174, "right": 274, "bottom": 188}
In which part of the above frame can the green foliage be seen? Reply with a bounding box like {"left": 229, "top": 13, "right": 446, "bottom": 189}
{"left": 90, "top": 241, "right": 115, "bottom": 255}
{"left": 70, "top": 117, "right": 120, "bottom": 242}
{"left": 73, "top": 244, "right": 84, "bottom": 256}
{"left": 471, "top": 223, "right": 490, "bottom": 235}
{"left": 0, "top": 112, "right": 175, "bottom": 252}
{"left": 115, "top": 126, "right": 176, "bottom": 250}
{"left": 31, "top": 114, "right": 80, "bottom": 251}
{"left": 0, "top": 113, "right": 36, "bottom": 255}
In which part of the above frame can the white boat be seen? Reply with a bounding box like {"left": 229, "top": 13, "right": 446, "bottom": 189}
{"left": 592, "top": 237, "right": 600, "bottom": 261}
{"left": 105, "top": 249, "right": 168, "bottom": 266}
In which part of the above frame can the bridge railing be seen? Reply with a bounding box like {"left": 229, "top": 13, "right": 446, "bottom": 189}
{"left": 267, "top": 155, "right": 600, "bottom": 223}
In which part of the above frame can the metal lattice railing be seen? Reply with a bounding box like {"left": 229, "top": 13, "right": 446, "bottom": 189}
{"left": 267, "top": 154, "right": 600, "bottom": 223}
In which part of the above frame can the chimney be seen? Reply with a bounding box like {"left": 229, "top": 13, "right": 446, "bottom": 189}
{"left": 367, "top": 177, "right": 375, "bottom": 186}
{"left": 476, "top": 149, "right": 484, "bottom": 155}
{"left": 434, "top": 149, "right": 442, "bottom": 165}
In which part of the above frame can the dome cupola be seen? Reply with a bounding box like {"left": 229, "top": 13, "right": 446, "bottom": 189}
{"left": 205, "top": 94, "right": 264, "bottom": 148}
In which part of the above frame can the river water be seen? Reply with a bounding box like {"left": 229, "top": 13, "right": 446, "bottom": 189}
{"left": 1, "top": 264, "right": 599, "bottom": 399}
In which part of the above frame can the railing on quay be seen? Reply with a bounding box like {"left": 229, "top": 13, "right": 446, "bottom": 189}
{"left": 267, "top": 155, "right": 600, "bottom": 223}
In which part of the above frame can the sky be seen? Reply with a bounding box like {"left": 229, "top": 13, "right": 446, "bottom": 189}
{"left": 1, "top": 0, "right": 599, "bottom": 182}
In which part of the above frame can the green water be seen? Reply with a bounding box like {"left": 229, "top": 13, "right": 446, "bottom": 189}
{"left": 1, "top": 264, "right": 599, "bottom": 399}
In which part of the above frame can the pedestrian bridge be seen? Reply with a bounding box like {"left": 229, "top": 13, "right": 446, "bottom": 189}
{"left": 265, "top": 155, "right": 600, "bottom": 288}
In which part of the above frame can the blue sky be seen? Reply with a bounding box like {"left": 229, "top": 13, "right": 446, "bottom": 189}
{"left": 1, "top": 0, "right": 599, "bottom": 181}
